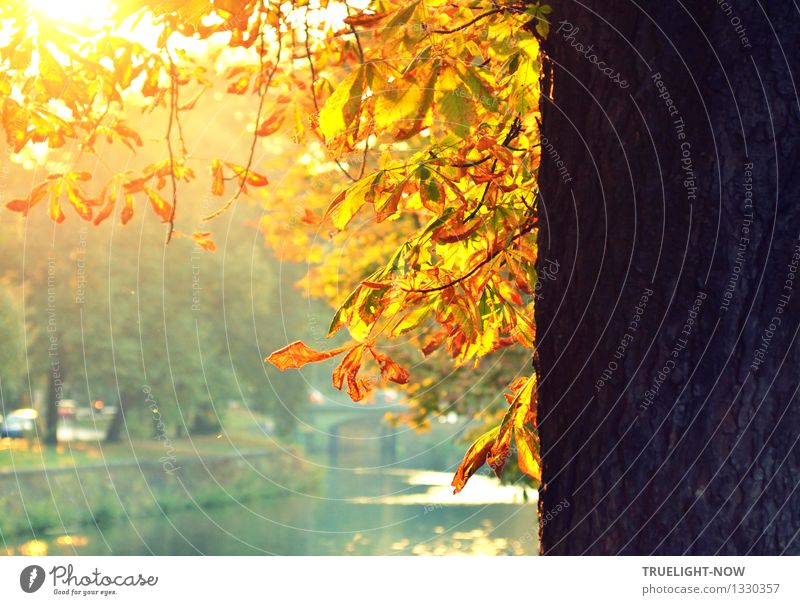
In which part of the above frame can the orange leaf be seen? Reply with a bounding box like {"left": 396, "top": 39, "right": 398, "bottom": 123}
{"left": 192, "top": 231, "right": 217, "bottom": 252}
{"left": 121, "top": 193, "right": 135, "bottom": 225}
{"left": 211, "top": 159, "right": 225, "bottom": 196}
{"left": 343, "top": 11, "right": 387, "bottom": 27}
{"left": 451, "top": 426, "right": 500, "bottom": 494}
{"left": 144, "top": 187, "right": 173, "bottom": 222}
{"left": 375, "top": 182, "right": 405, "bottom": 223}
{"left": 48, "top": 186, "right": 65, "bottom": 223}
{"left": 332, "top": 344, "right": 369, "bottom": 401}
{"left": 65, "top": 181, "right": 92, "bottom": 221}
{"left": 255, "top": 112, "right": 284, "bottom": 137}
{"left": 370, "top": 348, "right": 410, "bottom": 385}
{"left": 300, "top": 208, "right": 321, "bottom": 224}
{"left": 6, "top": 181, "right": 49, "bottom": 216}
{"left": 515, "top": 425, "right": 541, "bottom": 482}
{"left": 6, "top": 198, "right": 31, "bottom": 214}
{"left": 421, "top": 330, "right": 448, "bottom": 356}
{"left": 228, "top": 163, "right": 268, "bottom": 187}
{"left": 266, "top": 340, "right": 349, "bottom": 370}
{"left": 490, "top": 374, "right": 537, "bottom": 477}
{"left": 93, "top": 187, "right": 116, "bottom": 226}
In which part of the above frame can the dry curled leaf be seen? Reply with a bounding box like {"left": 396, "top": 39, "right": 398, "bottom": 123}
{"left": 370, "top": 348, "right": 410, "bottom": 385}
{"left": 451, "top": 426, "right": 500, "bottom": 494}
{"left": 266, "top": 340, "right": 349, "bottom": 370}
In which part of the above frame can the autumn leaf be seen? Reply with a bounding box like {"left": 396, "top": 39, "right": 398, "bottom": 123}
{"left": 318, "top": 67, "right": 364, "bottom": 141}
{"left": 255, "top": 111, "right": 285, "bottom": 137}
{"left": 64, "top": 179, "right": 92, "bottom": 221}
{"left": 375, "top": 180, "right": 406, "bottom": 222}
{"left": 211, "top": 159, "right": 225, "bottom": 196}
{"left": 48, "top": 186, "right": 65, "bottom": 223}
{"left": 121, "top": 193, "right": 135, "bottom": 225}
{"left": 266, "top": 340, "right": 349, "bottom": 370}
{"left": 489, "top": 374, "right": 537, "bottom": 478}
{"left": 324, "top": 171, "right": 382, "bottom": 229}
{"left": 452, "top": 426, "right": 500, "bottom": 494}
{"left": 93, "top": 187, "right": 116, "bottom": 226}
{"left": 437, "top": 87, "right": 476, "bottom": 138}
{"left": 370, "top": 348, "right": 410, "bottom": 385}
{"left": 515, "top": 424, "right": 541, "bottom": 482}
{"left": 192, "top": 231, "right": 217, "bottom": 252}
{"left": 228, "top": 163, "right": 269, "bottom": 187}
{"left": 343, "top": 11, "right": 388, "bottom": 28}
{"left": 300, "top": 208, "right": 321, "bottom": 224}
{"left": 144, "top": 187, "right": 173, "bottom": 222}
{"left": 332, "top": 344, "right": 369, "bottom": 401}
{"left": 6, "top": 181, "right": 49, "bottom": 216}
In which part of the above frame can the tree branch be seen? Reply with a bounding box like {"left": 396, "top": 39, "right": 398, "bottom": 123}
{"left": 463, "top": 116, "right": 523, "bottom": 222}
{"left": 402, "top": 213, "right": 536, "bottom": 294}
{"left": 428, "top": 8, "right": 503, "bottom": 34}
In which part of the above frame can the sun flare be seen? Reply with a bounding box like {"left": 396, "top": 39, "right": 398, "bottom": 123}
{"left": 27, "top": 0, "right": 116, "bottom": 27}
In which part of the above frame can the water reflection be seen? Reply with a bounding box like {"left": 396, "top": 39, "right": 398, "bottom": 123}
{"left": 350, "top": 469, "right": 528, "bottom": 506}
{"left": 3, "top": 466, "right": 537, "bottom": 555}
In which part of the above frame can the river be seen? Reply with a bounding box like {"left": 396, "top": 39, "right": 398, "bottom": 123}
{"left": 2, "top": 423, "right": 538, "bottom": 555}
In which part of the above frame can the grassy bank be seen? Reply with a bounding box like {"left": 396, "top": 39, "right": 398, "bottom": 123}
{"left": 0, "top": 432, "right": 320, "bottom": 541}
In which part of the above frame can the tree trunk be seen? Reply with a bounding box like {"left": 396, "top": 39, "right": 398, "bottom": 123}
{"left": 536, "top": 2, "right": 800, "bottom": 554}
{"left": 43, "top": 366, "right": 60, "bottom": 446}
{"left": 104, "top": 398, "right": 127, "bottom": 443}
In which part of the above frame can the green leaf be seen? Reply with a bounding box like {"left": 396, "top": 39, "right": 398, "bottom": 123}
{"left": 437, "top": 87, "right": 475, "bottom": 137}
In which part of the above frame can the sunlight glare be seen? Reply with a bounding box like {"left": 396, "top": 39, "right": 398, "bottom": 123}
{"left": 28, "top": 0, "right": 116, "bottom": 27}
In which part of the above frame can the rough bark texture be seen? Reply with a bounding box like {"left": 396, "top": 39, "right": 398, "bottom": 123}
{"left": 536, "top": 2, "right": 800, "bottom": 554}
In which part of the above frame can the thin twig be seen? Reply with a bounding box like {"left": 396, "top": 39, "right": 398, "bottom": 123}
{"left": 165, "top": 50, "right": 179, "bottom": 243}
{"left": 463, "top": 116, "right": 523, "bottom": 222}
{"left": 305, "top": 13, "right": 358, "bottom": 182}
{"left": 428, "top": 8, "right": 503, "bottom": 34}
{"left": 450, "top": 154, "right": 492, "bottom": 168}
{"left": 203, "top": 4, "right": 281, "bottom": 223}
{"left": 402, "top": 215, "right": 536, "bottom": 294}
{"left": 346, "top": 4, "right": 370, "bottom": 180}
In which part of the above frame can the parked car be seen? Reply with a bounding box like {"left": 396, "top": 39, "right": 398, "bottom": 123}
{"left": 0, "top": 408, "right": 38, "bottom": 439}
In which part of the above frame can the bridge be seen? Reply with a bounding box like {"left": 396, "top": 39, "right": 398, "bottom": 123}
{"left": 297, "top": 399, "right": 406, "bottom": 465}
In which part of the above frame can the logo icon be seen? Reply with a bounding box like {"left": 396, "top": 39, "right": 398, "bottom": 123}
{"left": 20, "top": 565, "right": 45, "bottom": 593}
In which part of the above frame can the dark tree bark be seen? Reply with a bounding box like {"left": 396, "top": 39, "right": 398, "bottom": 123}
{"left": 535, "top": 2, "right": 800, "bottom": 554}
